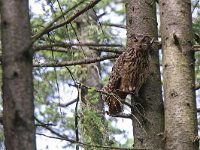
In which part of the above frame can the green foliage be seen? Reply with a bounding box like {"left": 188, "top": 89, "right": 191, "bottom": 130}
{"left": 80, "top": 108, "right": 107, "bottom": 147}
{"left": 30, "top": 0, "right": 130, "bottom": 149}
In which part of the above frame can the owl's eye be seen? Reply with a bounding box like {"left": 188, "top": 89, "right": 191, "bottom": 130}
{"left": 133, "top": 37, "right": 138, "bottom": 42}
{"left": 142, "top": 38, "right": 146, "bottom": 42}
{"left": 142, "top": 37, "right": 150, "bottom": 43}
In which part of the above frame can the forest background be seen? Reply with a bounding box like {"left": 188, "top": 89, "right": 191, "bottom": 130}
{"left": 1, "top": 0, "right": 200, "bottom": 150}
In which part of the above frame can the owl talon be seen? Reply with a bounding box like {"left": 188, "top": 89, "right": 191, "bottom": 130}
{"left": 129, "top": 86, "right": 133, "bottom": 91}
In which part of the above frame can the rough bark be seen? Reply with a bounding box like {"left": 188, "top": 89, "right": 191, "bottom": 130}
{"left": 126, "top": 0, "right": 164, "bottom": 149}
{"left": 0, "top": 0, "right": 36, "bottom": 150}
{"left": 159, "top": 0, "right": 198, "bottom": 149}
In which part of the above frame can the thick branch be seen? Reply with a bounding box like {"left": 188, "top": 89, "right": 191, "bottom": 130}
{"left": 34, "top": 54, "right": 119, "bottom": 67}
{"left": 108, "top": 113, "right": 132, "bottom": 119}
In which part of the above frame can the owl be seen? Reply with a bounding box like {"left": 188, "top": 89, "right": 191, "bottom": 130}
{"left": 102, "top": 34, "right": 152, "bottom": 115}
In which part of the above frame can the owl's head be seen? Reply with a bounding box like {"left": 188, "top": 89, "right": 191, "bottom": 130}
{"left": 128, "top": 34, "right": 152, "bottom": 51}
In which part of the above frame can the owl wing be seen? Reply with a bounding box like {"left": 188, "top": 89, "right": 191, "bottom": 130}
{"left": 118, "top": 48, "right": 137, "bottom": 93}
{"left": 103, "top": 52, "right": 125, "bottom": 93}
{"left": 102, "top": 52, "right": 127, "bottom": 115}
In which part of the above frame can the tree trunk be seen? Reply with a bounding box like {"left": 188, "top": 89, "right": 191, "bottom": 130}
{"left": 159, "top": 0, "right": 198, "bottom": 149}
{"left": 126, "top": 0, "right": 165, "bottom": 149}
{"left": 0, "top": 0, "right": 36, "bottom": 149}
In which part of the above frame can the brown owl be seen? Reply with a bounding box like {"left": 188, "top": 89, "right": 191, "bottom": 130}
{"left": 102, "top": 34, "right": 152, "bottom": 115}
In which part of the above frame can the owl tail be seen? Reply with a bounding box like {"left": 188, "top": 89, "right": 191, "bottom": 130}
{"left": 106, "top": 91, "right": 127, "bottom": 116}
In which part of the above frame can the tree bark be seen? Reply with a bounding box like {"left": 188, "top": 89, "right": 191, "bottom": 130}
{"left": 126, "top": 0, "right": 164, "bottom": 149}
{"left": 159, "top": 0, "right": 198, "bottom": 149}
{"left": 0, "top": 0, "right": 36, "bottom": 149}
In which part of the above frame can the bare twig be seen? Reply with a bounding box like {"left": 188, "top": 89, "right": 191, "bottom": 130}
{"left": 58, "top": 98, "right": 78, "bottom": 107}
{"left": 75, "top": 87, "right": 80, "bottom": 150}
{"left": 70, "top": 23, "right": 86, "bottom": 57}
{"left": 35, "top": 117, "right": 70, "bottom": 139}
{"left": 192, "top": 0, "right": 199, "bottom": 14}
{"left": 0, "top": 116, "right": 3, "bottom": 125}
{"left": 36, "top": 123, "right": 56, "bottom": 127}
{"left": 64, "top": 66, "right": 80, "bottom": 149}
{"left": 92, "top": 8, "right": 106, "bottom": 36}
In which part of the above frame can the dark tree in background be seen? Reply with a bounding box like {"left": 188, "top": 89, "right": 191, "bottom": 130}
{"left": 0, "top": 0, "right": 36, "bottom": 149}
{"left": 76, "top": 9, "right": 107, "bottom": 148}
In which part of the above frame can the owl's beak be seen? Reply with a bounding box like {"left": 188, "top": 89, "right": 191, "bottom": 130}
{"left": 150, "top": 38, "right": 155, "bottom": 45}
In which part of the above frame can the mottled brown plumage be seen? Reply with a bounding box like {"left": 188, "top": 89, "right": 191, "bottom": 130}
{"left": 102, "top": 34, "right": 151, "bottom": 115}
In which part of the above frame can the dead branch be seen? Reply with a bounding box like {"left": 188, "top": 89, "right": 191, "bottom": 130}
{"left": 32, "top": 0, "right": 102, "bottom": 42}
{"left": 36, "top": 118, "right": 136, "bottom": 150}
{"left": 89, "top": 46, "right": 123, "bottom": 54}
{"left": 107, "top": 113, "right": 132, "bottom": 119}
{"left": 192, "top": 0, "right": 199, "bottom": 14}
{"left": 59, "top": 98, "right": 77, "bottom": 107}
{"left": 36, "top": 132, "right": 137, "bottom": 150}
{"left": 35, "top": 46, "right": 123, "bottom": 54}
{"left": 33, "top": 54, "right": 119, "bottom": 67}
{"left": 32, "top": 0, "right": 85, "bottom": 42}
{"left": 33, "top": 43, "right": 123, "bottom": 51}
{"left": 35, "top": 117, "right": 70, "bottom": 140}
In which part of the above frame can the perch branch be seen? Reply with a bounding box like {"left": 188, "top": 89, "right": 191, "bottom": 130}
{"left": 193, "top": 45, "right": 200, "bottom": 51}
